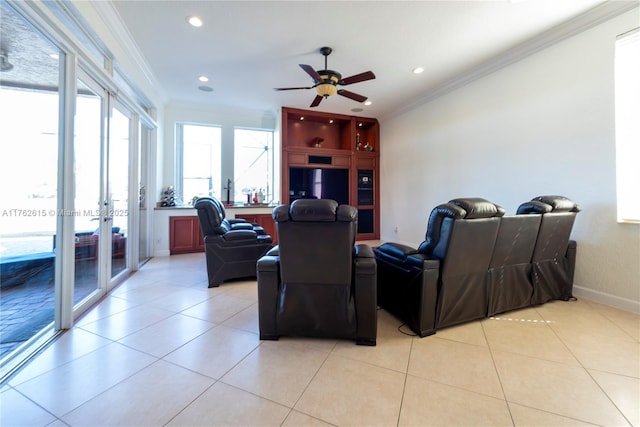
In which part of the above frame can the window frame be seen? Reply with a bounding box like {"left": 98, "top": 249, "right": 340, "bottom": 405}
{"left": 176, "top": 122, "right": 223, "bottom": 204}
{"left": 233, "top": 126, "right": 275, "bottom": 205}
{"left": 615, "top": 27, "right": 640, "bottom": 224}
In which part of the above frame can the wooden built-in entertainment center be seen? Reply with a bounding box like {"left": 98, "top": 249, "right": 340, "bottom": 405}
{"left": 281, "top": 107, "right": 380, "bottom": 240}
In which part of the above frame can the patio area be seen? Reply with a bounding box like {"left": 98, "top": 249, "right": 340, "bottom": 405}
{"left": 0, "top": 255, "right": 124, "bottom": 359}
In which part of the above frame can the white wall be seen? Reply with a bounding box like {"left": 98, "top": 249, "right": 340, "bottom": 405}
{"left": 379, "top": 10, "right": 640, "bottom": 312}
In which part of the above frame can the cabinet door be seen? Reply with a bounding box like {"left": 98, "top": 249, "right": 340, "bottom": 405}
{"left": 195, "top": 220, "right": 205, "bottom": 251}
{"left": 170, "top": 216, "right": 202, "bottom": 254}
{"left": 236, "top": 214, "right": 257, "bottom": 223}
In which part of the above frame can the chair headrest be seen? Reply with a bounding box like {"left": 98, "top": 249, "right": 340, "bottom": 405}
{"left": 194, "top": 197, "right": 214, "bottom": 211}
{"left": 517, "top": 196, "right": 580, "bottom": 214}
{"left": 273, "top": 199, "right": 357, "bottom": 223}
{"left": 196, "top": 196, "right": 227, "bottom": 219}
{"left": 449, "top": 198, "right": 505, "bottom": 219}
{"left": 418, "top": 198, "right": 503, "bottom": 254}
{"left": 193, "top": 197, "right": 224, "bottom": 227}
{"left": 194, "top": 197, "right": 223, "bottom": 229}
{"left": 516, "top": 200, "right": 552, "bottom": 215}
{"left": 532, "top": 195, "right": 581, "bottom": 213}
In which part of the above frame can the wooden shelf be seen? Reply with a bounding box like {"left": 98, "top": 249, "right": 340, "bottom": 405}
{"left": 281, "top": 107, "right": 380, "bottom": 239}
{"left": 355, "top": 119, "right": 378, "bottom": 153}
{"left": 283, "top": 107, "right": 352, "bottom": 151}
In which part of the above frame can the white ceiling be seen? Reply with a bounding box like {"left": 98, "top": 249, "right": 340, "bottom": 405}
{"left": 110, "top": 0, "right": 631, "bottom": 118}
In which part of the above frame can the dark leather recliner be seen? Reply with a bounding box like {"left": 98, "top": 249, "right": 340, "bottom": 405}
{"left": 198, "top": 197, "right": 266, "bottom": 235}
{"left": 257, "top": 199, "right": 377, "bottom": 346}
{"left": 516, "top": 195, "right": 580, "bottom": 305}
{"left": 486, "top": 211, "right": 541, "bottom": 316}
{"left": 374, "top": 198, "right": 504, "bottom": 337}
{"left": 194, "top": 197, "right": 273, "bottom": 288}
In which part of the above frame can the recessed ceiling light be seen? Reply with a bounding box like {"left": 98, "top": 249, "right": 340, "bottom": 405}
{"left": 186, "top": 16, "right": 203, "bottom": 27}
{"left": 198, "top": 85, "right": 213, "bottom": 92}
{"left": 413, "top": 67, "right": 424, "bottom": 74}
{"left": 198, "top": 75, "right": 209, "bottom": 82}
{"left": 364, "top": 101, "right": 372, "bottom": 106}
{"left": 49, "top": 53, "right": 59, "bottom": 60}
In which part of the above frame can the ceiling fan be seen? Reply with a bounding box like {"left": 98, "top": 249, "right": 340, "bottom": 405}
{"left": 274, "top": 46, "right": 376, "bottom": 108}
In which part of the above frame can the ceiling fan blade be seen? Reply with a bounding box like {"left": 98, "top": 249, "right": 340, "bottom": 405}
{"left": 337, "top": 89, "right": 367, "bottom": 103}
{"left": 340, "top": 71, "right": 376, "bottom": 85}
{"left": 299, "top": 64, "right": 322, "bottom": 82}
{"left": 274, "top": 86, "right": 313, "bottom": 91}
{"left": 310, "top": 95, "right": 323, "bottom": 107}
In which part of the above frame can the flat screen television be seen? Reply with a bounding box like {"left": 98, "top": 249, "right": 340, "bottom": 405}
{"left": 289, "top": 167, "right": 349, "bottom": 205}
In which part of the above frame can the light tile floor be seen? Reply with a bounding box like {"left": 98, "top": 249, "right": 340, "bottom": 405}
{"left": 1, "top": 252, "right": 639, "bottom": 426}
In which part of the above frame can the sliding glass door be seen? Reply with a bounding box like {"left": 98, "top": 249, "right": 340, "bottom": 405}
{"left": 1, "top": 0, "right": 151, "bottom": 381}
{"left": 0, "top": 2, "right": 62, "bottom": 369}
{"left": 107, "top": 104, "right": 131, "bottom": 282}
{"left": 73, "top": 76, "right": 133, "bottom": 309}
{"left": 73, "top": 77, "right": 105, "bottom": 307}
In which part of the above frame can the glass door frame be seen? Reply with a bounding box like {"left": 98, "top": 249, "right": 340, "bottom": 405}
{"left": 70, "top": 71, "right": 138, "bottom": 313}
{"left": 70, "top": 68, "right": 110, "bottom": 316}
{"left": 106, "top": 98, "right": 137, "bottom": 290}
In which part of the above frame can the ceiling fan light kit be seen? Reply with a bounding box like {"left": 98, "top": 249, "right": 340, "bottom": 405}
{"left": 315, "top": 71, "right": 340, "bottom": 97}
{"left": 275, "top": 46, "right": 375, "bottom": 108}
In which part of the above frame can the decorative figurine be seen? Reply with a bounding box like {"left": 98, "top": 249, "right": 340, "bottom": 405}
{"left": 224, "top": 178, "right": 232, "bottom": 205}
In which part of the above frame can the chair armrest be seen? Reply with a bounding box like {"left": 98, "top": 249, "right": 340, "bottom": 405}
{"left": 375, "top": 246, "right": 440, "bottom": 337}
{"left": 374, "top": 242, "right": 426, "bottom": 269}
{"left": 354, "top": 244, "right": 377, "bottom": 345}
{"left": 376, "top": 242, "right": 418, "bottom": 260}
{"left": 566, "top": 240, "right": 577, "bottom": 285}
{"left": 227, "top": 218, "right": 248, "bottom": 224}
{"left": 266, "top": 245, "right": 279, "bottom": 256}
{"left": 354, "top": 244, "right": 376, "bottom": 277}
{"left": 222, "top": 230, "right": 258, "bottom": 241}
{"left": 230, "top": 222, "right": 253, "bottom": 230}
{"left": 257, "top": 255, "right": 281, "bottom": 340}
{"left": 354, "top": 243, "right": 375, "bottom": 259}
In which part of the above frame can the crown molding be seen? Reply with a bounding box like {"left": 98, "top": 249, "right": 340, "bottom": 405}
{"left": 89, "top": 0, "right": 166, "bottom": 105}
{"left": 384, "top": 1, "right": 639, "bottom": 121}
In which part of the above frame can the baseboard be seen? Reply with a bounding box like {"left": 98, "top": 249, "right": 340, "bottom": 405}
{"left": 572, "top": 285, "right": 640, "bottom": 314}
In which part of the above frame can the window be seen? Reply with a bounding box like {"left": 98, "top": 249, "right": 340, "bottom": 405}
{"left": 178, "top": 123, "right": 221, "bottom": 203}
{"left": 234, "top": 128, "right": 274, "bottom": 204}
{"left": 615, "top": 28, "right": 640, "bottom": 223}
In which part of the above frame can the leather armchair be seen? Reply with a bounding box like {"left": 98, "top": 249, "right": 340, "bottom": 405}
{"left": 374, "top": 198, "right": 504, "bottom": 337}
{"left": 198, "top": 197, "right": 266, "bottom": 235}
{"left": 516, "top": 195, "right": 580, "bottom": 304}
{"left": 194, "top": 197, "right": 273, "bottom": 288}
{"left": 257, "top": 199, "right": 377, "bottom": 346}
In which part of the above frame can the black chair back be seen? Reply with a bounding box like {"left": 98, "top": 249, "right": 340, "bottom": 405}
{"left": 274, "top": 199, "right": 357, "bottom": 287}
